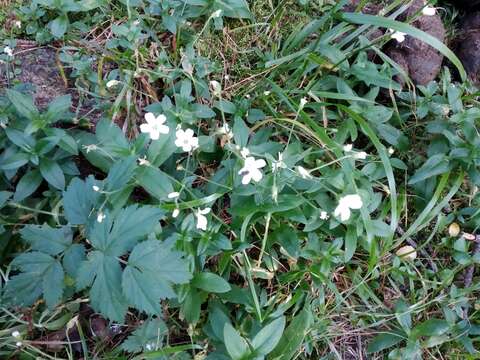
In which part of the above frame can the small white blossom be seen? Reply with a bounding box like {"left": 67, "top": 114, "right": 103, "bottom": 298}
{"left": 297, "top": 166, "right": 312, "bottom": 179}
{"left": 210, "top": 80, "right": 222, "bottom": 96}
{"left": 138, "top": 157, "right": 150, "bottom": 166}
{"left": 218, "top": 123, "right": 233, "bottom": 140}
{"left": 396, "top": 245, "right": 417, "bottom": 260}
{"left": 388, "top": 147, "right": 395, "bottom": 155}
{"left": 422, "top": 6, "right": 436, "bottom": 16}
{"left": 97, "top": 212, "right": 106, "bottom": 223}
{"left": 84, "top": 144, "right": 98, "bottom": 153}
{"left": 239, "top": 157, "right": 266, "bottom": 185}
{"left": 172, "top": 208, "right": 180, "bottom": 218}
{"left": 263, "top": 91, "right": 271, "bottom": 96}
{"left": 175, "top": 128, "right": 199, "bottom": 152}
{"left": 320, "top": 211, "right": 329, "bottom": 220}
{"left": 196, "top": 207, "right": 211, "bottom": 231}
{"left": 106, "top": 79, "right": 121, "bottom": 88}
{"left": 240, "top": 147, "right": 250, "bottom": 159}
{"left": 272, "top": 153, "right": 286, "bottom": 172}
{"left": 224, "top": 75, "right": 230, "bottom": 80}
{"left": 11, "top": 331, "right": 20, "bottom": 338}
{"left": 334, "top": 194, "right": 363, "bottom": 222}
{"left": 140, "top": 113, "right": 169, "bottom": 140}
{"left": 343, "top": 144, "right": 353, "bottom": 152}
{"left": 299, "top": 97, "right": 308, "bottom": 109}
{"left": 168, "top": 192, "right": 180, "bottom": 199}
{"left": 353, "top": 151, "right": 367, "bottom": 160}
{"left": 92, "top": 185, "right": 100, "bottom": 192}
{"left": 16, "top": 341, "right": 22, "bottom": 347}
{"left": 14, "top": 21, "right": 21, "bottom": 28}
{"left": 212, "top": 9, "right": 222, "bottom": 18}
{"left": 389, "top": 29, "right": 406, "bottom": 43}
{"left": 3, "top": 46, "right": 13, "bottom": 57}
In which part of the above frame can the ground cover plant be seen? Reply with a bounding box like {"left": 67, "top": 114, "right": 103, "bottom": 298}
{"left": 1, "top": 0, "right": 480, "bottom": 358}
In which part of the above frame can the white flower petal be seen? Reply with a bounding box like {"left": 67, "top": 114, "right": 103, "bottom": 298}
{"left": 199, "top": 207, "right": 211, "bottom": 215}
{"left": 172, "top": 208, "right": 180, "bottom": 218}
{"left": 344, "top": 194, "right": 363, "bottom": 209}
{"left": 422, "top": 6, "right": 436, "bottom": 16}
{"left": 343, "top": 144, "right": 353, "bottom": 152}
{"left": 145, "top": 112, "right": 156, "bottom": 124}
{"left": 168, "top": 192, "right": 180, "bottom": 199}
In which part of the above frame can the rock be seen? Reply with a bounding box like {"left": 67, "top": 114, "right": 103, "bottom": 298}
{"left": 456, "top": 13, "right": 480, "bottom": 85}
{"left": 385, "top": 0, "right": 446, "bottom": 86}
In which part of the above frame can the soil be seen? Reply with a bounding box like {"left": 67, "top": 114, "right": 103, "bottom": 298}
{"left": 384, "top": 0, "right": 446, "bottom": 86}
{"left": 456, "top": 12, "right": 480, "bottom": 85}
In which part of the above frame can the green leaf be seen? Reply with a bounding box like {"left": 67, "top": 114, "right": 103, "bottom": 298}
{"left": 20, "top": 224, "right": 72, "bottom": 256}
{"left": 14, "top": 169, "right": 43, "bottom": 202}
{"left": 121, "top": 318, "right": 167, "bottom": 353}
{"left": 223, "top": 323, "right": 251, "bottom": 360}
{"left": 5, "top": 252, "right": 64, "bottom": 309}
{"left": 62, "top": 244, "right": 85, "bottom": 278}
{"left": 344, "top": 226, "right": 357, "bottom": 262}
{"left": 6, "top": 89, "right": 39, "bottom": 120}
{"left": 192, "top": 272, "right": 231, "bottom": 293}
{"left": 147, "top": 135, "right": 176, "bottom": 167}
{"left": 412, "top": 319, "right": 450, "bottom": 338}
{"left": 45, "top": 95, "right": 72, "bottom": 123}
{"left": 105, "top": 156, "right": 137, "bottom": 192}
{"left": 88, "top": 205, "right": 164, "bottom": 256}
{"left": 233, "top": 117, "right": 250, "bottom": 148}
{"left": 136, "top": 166, "right": 174, "bottom": 200}
{"left": 0, "top": 152, "right": 29, "bottom": 171}
{"left": 40, "top": 158, "right": 65, "bottom": 190}
{"left": 409, "top": 154, "right": 451, "bottom": 185}
{"left": 252, "top": 316, "right": 285, "bottom": 356}
{"left": 50, "top": 14, "right": 69, "bottom": 38}
{"left": 270, "top": 309, "right": 313, "bottom": 360}
{"left": 366, "top": 333, "right": 404, "bottom": 354}
{"left": 122, "top": 240, "right": 191, "bottom": 315}
{"left": 76, "top": 251, "right": 128, "bottom": 321}
{"left": 63, "top": 177, "right": 99, "bottom": 225}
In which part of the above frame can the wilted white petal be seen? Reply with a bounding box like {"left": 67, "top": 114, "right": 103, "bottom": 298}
{"left": 92, "top": 185, "right": 100, "bottom": 192}
{"left": 320, "top": 211, "right": 329, "bottom": 220}
{"left": 422, "top": 6, "right": 436, "bottom": 16}
{"left": 343, "top": 144, "right": 353, "bottom": 152}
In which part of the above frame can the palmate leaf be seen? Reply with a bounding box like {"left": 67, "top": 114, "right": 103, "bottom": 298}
{"left": 122, "top": 240, "right": 192, "bottom": 315}
{"left": 4, "top": 252, "right": 64, "bottom": 309}
{"left": 20, "top": 224, "right": 72, "bottom": 256}
{"left": 121, "top": 318, "right": 168, "bottom": 353}
{"left": 63, "top": 176, "right": 100, "bottom": 225}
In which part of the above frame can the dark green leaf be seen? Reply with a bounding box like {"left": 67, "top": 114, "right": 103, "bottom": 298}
{"left": 20, "top": 224, "right": 72, "bottom": 256}
{"left": 192, "top": 272, "right": 231, "bottom": 293}
{"left": 223, "top": 323, "right": 250, "bottom": 360}
{"left": 252, "top": 316, "right": 285, "bottom": 356}
{"left": 14, "top": 169, "right": 43, "bottom": 202}
{"left": 366, "top": 333, "right": 404, "bottom": 354}
{"left": 40, "top": 158, "right": 65, "bottom": 190}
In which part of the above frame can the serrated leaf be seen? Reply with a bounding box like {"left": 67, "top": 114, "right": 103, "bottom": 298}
{"left": 76, "top": 251, "right": 128, "bottom": 321}
{"left": 63, "top": 244, "right": 86, "bottom": 278}
{"left": 88, "top": 206, "right": 164, "bottom": 256}
{"left": 20, "top": 224, "right": 72, "bottom": 256}
{"left": 63, "top": 177, "right": 99, "bottom": 225}
{"left": 122, "top": 240, "right": 191, "bottom": 315}
{"left": 5, "top": 252, "right": 64, "bottom": 309}
{"left": 121, "top": 318, "right": 167, "bottom": 353}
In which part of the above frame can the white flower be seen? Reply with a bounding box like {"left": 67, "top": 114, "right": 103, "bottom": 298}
{"left": 388, "top": 147, "right": 395, "bottom": 155}
{"left": 239, "top": 157, "right": 266, "bottom": 185}
{"left": 389, "top": 29, "right": 406, "bottom": 43}
{"left": 175, "top": 128, "right": 199, "bottom": 152}
{"left": 3, "top": 46, "right": 13, "bottom": 57}
{"left": 218, "top": 123, "right": 233, "bottom": 139}
{"left": 168, "top": 192, "right": 180, "bottom": 199}
{"left": 343, "top": 144, "right": 353, "bottom": 152}
{"left": 97, "top": 212, "right": 106, "bottom": 223}
{"left": 272, "top": 153, "right": 286, "bottom": 172}
{"left": 84, "top": 144, "right": 97, "bottom": 153}
{"left": 320, "top": 211, "right": 329, "bottom": 220}
{"left": 210, "top": 80, "right": 222, "bottom": 96}
{"left": 11, "top": 331, "right": 20, "bottom": 338}
{"left": 299, "top": 97, "right": 308, "bottom": 109}
{"left": 138, "top": 157, "right": 150, "bottom": 166}
{"left": 140, "top": 113, "right": 169, "bottom": 140}
{"left": 172, "top": 208, "right": 180, "bottom": 218}
{"left": 333, "top": 194, "right": 363, "bottom": 222}
{"left": 353, "top": 151, "right": 367, "bottom": 160}
{"left": 240, "top": 147, "right": 250, "bottom": 159}
{"left": 297, "top": 166, "right": 312, "bottom": 179}
{"left": 106, "top": 79, "right": 120, "bottom": 88}
{"left": 16, "top": 341, "right": 22, "bottom": 347}
{"left": 396, "top": 245, "right": 417, "bottom": 260}
{"left": 14, "top": 21, "right": 21, "bottom": 28}
{"left": 92, "top": 185, "right": 100, "bottom": 192}
{"left": 195, "top": 207, "right": 211, "bottom": 231}
{"left": 264, "top": 91, "right": 271, "bottom": 96}
{"left": 422, "top": 6, "right": 436, "bottom": 16}
{"left": 212, "top": 9, "right": 222, "bottom": 18}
